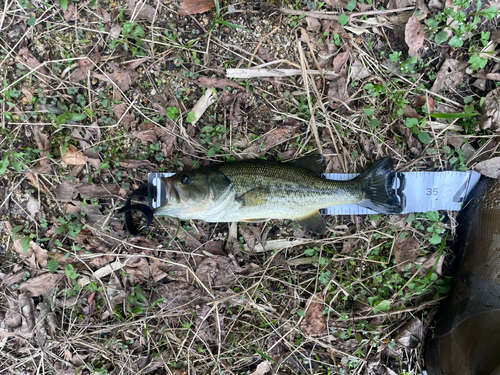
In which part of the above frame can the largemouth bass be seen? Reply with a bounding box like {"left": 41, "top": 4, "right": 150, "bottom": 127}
{"left": 154, "top": 156, "right": 402, "bottom": 234}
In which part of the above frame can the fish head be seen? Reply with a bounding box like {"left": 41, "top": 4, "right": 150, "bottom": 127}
{"left": 155, "top": 168, "right": 232, "bottom": 219}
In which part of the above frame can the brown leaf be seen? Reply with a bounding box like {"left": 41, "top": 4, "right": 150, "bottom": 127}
{"left": 76, "top": 184, "right": 126, "bottom": 198}
{"left": 125, "top": 0, "right": 157, "bottom": 22}
{"left": 96, "top": 6, "right": 111, "bottom": 22}
{"left": 64, "top": 1, "right": 79, "bottom": 22}
{"left": 474, "top": 157, "right": 500, "bottom": 178}
{"left": 300, "top": 292, "right": 327, "bottom": 335}
{"left": 479, "top": 87, "right": 500, "bottom": 133}
{"left": 195, "top": 256, "right": 254, "bottom": 287}
{"left": 120, "top": 159, "right": 154, "bottom": 169}
{"left": 54, "top": 181, "right": 78, "bottom": 201}
{"left": 393, "top": 234, "right": 421, "bottom": 273}
{"left": 178, "top": 0, "right": 216, "bottom": 15}
{"left": 257, "top": 46, "right": 274, "bottom": 62}
{"left": 61, "top": 145, "right": 86, "bottom": 165}
{"left": 430, "top": 59, "right": 467, "bottom": 93}
{"left": 19, "top": 46, "right": 50, "bottom": 76}
{"left": 93, "top": 59, "right": 146, "bottom": 92}
{"left": 405, "top": 15, "right": 424, "bottom": 57}
{"left": 242, "top": 124, "right": 300, "bottom": 157}
{"left": 19, "top": 273, "right": 64, "bottom": 297}
{"left": 306, "top": 16, "right": 322, "bottom": 32}
{"left": 402, "top": 106, "right": 423, "bottom": 119}
{"left": 415, "top": 95, "right": 435, "bottom": 113}
{"left": 114, "top": 103, "right": 138, "bottom": 130}
{"left": 395, "top": 318, "right": 423, "bottom": 348}
{"left": 70, "top": 58, "right": 95, "bottom": 82}
{"left": 332, "top": 51, "right": 349, "bottom": 73}
{"left": 197, "top": 76, "right": 243, "bottom": 90}
{"left": 132, "top": 129, "right": 158, "bottom": 144}
{"left": 328, "top": 75, "right": 348, "bottom": 109}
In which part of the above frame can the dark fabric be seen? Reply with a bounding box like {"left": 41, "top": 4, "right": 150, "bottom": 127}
{"left": 425, "top": 178, "right": 500, "bottom": 375}
{"left": 117, "top": 183, "right": 156, "bottom": 235}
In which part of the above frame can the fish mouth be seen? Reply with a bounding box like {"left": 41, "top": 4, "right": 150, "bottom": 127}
{"left": 164, "top": 179, "right": 181, "bottom": 204}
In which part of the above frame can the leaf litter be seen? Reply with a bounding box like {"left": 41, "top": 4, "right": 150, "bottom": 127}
{"left": 1, "top": 0, "right": 500, "bottom": 374}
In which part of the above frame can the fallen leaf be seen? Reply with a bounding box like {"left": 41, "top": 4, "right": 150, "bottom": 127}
{"left": 19, "top": 273, "right": 64, "bottom": 297}
{"left": 242, "top": 124, "right": 300, "bottom": 157}
{"left": 114, "top": 103, "right": 138, "bottom": 130}
{"left": 70, "top": 58, "right": 96, "bottom": 82}
{"left": 93, "top": 59, "right": 147, "bottom": 92}
{"left": 430, "top": 59, "right": 467, "bottom": 93}
{"left": 132, "top": 129, "right": 158, "bottom": 144}
{"left": 301, "top": 292, "right": 327, "bottom": 335}
{"left": 479, "top": 87, "right": 500, "bottom": 133}
{"left": 395, "top": 318, "right": 423, "bottom": 348}
{"left": 258, "top": 46, "right": 274, "bottom": 62}
{"left": 196, "top": 76, "right": 243, "bottom": 91}
{"left": 120, "top": 159, "right": 154, "bottom": 169}
{"left": 125, "top": 0, "right": 157, "bottom": 22}
{"left": 19, "top": 46, "right": 50, "bottom": 82}
{"left": 405, "top": 15, "right": 424, "bottom": 57}
{"left": 306, "top": 16, "right": 322, "bottom": 32}
{"left": 221, "top": 91, "right": 251, "bottom": 127}
{"left": 415, "top": 95, "right": 435, "bottom": 113}
{"left": 195, "top": 256, "right": 255, "bottom": 287}
{"left": 76, "top": 184, "right": 126, "bottom": 198}
{"left": 178, "top": 0, "right": 216, "bottom": 16}
{"left": 474, "top": 157, "right": 500, "bottom": 178}
{"left": 249, "top": 361, "right": 272, "bottom": 375}
{"left": 62, "top": 145, "right": 86, "bottom": 165}
{"left": 393, "top": 234, "right": 421, "bottom": 274}
{"left": 64, "top": 1, "right": 79, "bottom": 22}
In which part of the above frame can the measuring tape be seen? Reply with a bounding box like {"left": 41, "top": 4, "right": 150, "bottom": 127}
{"left": 147, "top": 171, "right": 481, "bottom": 215}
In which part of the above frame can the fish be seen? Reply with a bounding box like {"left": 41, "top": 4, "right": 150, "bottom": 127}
{"left": 153, "top": 155, "right": 403, "bottom": 235}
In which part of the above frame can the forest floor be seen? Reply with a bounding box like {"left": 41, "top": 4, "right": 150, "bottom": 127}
{"left": 0, "top": 0, "right": 499, "bottom": 374}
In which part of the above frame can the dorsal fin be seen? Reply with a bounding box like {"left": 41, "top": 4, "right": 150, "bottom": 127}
{"left": 288, "top": 154, "right": 324, "bottom": 175}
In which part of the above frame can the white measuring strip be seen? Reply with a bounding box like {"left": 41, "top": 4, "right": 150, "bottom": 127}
{"left": 148, "top": 171, "right": 481, "bottom": 214}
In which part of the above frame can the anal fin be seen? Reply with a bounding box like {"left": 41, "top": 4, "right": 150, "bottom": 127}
{"left": 297, "top": 211, "right": 326, "bottom": 235}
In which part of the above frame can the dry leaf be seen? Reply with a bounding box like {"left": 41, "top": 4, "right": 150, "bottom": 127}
{"left": 126, "top": 0, "right": 157, "bottom": 22}
{"left": 300, "top": 292, "right": 327, "bottom": 335}
{"left": 61, "top": 145, "right": 86, "bottom": 165}
{"left": 306, "top": 16, "right": 322, "bottom": 32}
{"left": 93, "top": 59, "right": 147, "bottom": 92}
{"left": 242, "top": 124, "right": 300, "bottom": 157}
{"left": 415, "top": 95, "right": 435, "bottom": 113}
{"left": 430, "top": 59, "right": 467, "bottom": 93}
{"left": 395, "top": 318, "right": 423, "bottom": 348}
{"left": 19, "top": 273, "right": 64, "bottom": 297}
{"left": 250, "top": 361, "right": 272, "bottom": 375}
{"left": 178, "top": 0, "right": 216, "bottom": 16}
{"left": 405, "top": 15, "right": 424, "bottom": 57}
{"left": 479, "top": 87, "right": 500, "bottom": 133}
{"left": 64, "top": 1, "right": 79, "bottom": 22}
{"left": 70, "top": 58, "right": 96, "bottom": 82}
{"left": 197, "top": 76, "right": 243, "bottom": 90}
{"left": 474, "top": 157, "right": 500, "bottom": 178}
{"left": 19, "top": 46, "right": 50, "bottom": 82}
{"left": 393, "top": 234, "right": 421, "bottom": 273}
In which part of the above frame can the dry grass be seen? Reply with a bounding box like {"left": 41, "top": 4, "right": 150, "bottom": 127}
{"left": 0, "top": 0, "right": 499, "bottom": 374}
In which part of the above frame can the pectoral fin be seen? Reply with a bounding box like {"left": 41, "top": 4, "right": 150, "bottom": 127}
{"left": 297, "top": 211, "right": 326, "bottom": 235}
{"left": 236, "top": 188, "right": 269, "bottom": 207}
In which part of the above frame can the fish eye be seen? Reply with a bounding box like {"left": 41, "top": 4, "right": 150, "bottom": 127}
{"left": 180, "top": 174, "right": 190, "bottom": 185}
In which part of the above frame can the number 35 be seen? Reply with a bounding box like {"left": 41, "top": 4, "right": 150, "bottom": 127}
{"left": 426, "top": 188, "right": 438, "bottom": 196}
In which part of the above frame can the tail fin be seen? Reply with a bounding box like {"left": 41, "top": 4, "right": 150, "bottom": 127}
{"left": 355, "top": 157, "right": 403, "bottom": 214}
